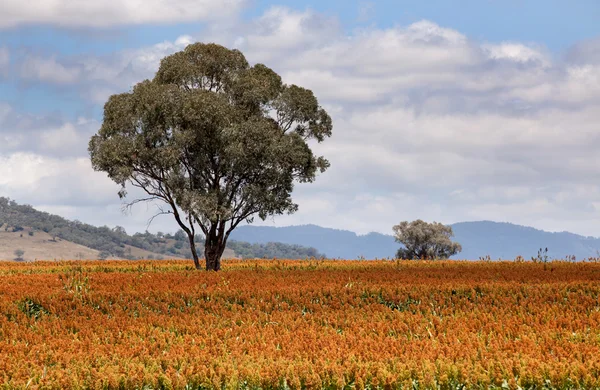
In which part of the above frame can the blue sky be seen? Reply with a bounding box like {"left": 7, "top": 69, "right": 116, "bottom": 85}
{"left": 250, "top": 0, "right": 600, "bottom": 50}
{"left": 1, "top": 0, "right": 600, "bottom": 237}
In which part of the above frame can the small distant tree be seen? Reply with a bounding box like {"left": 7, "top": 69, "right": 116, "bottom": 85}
{"left": 14, "top": 249, "right": 25, "bottom": 261}
{"left": 173, "top": 230, "right": 187, "bottom": 242}
{"left": 393, "top": 220, "right": 461, "bottom": 260}
{"left": 112, "top": 226, "right": 127, "bottom": 236}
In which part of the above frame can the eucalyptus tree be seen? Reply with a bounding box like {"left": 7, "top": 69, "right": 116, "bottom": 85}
{"left": 393, "top": 220, "right": 462, "bottom": 260}
{"left": 89, "top": 43, "right": 332, "bottom": 270}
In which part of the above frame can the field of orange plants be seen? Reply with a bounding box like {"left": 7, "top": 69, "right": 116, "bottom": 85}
{"left": 1, "top": 259, "right": 599, "bottom": 389}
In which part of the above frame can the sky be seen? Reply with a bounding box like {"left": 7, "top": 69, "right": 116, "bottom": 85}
{"left": 1, "top": 1, "right": 600, "bottom": 237}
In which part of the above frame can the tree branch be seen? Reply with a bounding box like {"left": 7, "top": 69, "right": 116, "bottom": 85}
{"left": 146, "top": 205, "right": 172, "bottom": 231}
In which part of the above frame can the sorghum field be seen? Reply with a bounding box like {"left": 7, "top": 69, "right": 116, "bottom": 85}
{"left": 1, "top": 260, "right": 600, "bottom": 389}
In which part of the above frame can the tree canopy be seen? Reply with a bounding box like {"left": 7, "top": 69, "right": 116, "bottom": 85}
{"left": 393, "top": 220, "right": 462, "bottom": 260}
{"left": 89, "top": 43, "right": 332, "bottom": 270}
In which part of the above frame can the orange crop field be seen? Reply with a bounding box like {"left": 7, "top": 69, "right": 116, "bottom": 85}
{"left": 1, "top": 259, "right": 599, "bottom": 389}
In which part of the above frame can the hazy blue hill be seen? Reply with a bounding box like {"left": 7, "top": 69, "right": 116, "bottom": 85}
{"left": 451, "top": 221, "right": 600, "bottom": 260}
{"left": 230, "top": 224, "right": 397, "bottom": 259}
{"left": 231, "top": 222, "right": 600, "bottom": 260}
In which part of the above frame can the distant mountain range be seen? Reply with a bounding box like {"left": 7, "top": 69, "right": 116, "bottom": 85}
{"left": 231, "top": 222, "right": 600, "bottom": 260}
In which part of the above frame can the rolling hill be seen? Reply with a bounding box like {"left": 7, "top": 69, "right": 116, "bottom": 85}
{"left": 231, "top": 222, "right": 600, "bottom": 260}
{"left": 0, "top": 225, "right": 174, "bottom": 262}
{"left": 0, "top": 197, "right": 324, "bottom": 261}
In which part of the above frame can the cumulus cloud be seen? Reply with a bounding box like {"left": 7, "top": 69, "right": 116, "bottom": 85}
{"left": 9, "top": 36, "right": 196, "bottom": 104}
{"left": 0, "top": 0, "right": 245, "bottom": 28}
{"left": 0, "top": 149, "right": 180, "bottom": 234}
{"left": 20, "top": 55, "right": 82, "bottom": 84}
{"left": 0, "top": 104, "right": 99, "bottom": 157}
{"left": 239, "top": 7, "right": 340, "bottom": 60}
{"left": 567, "top": 37, "right": 600, "bottom": 65}
{"left": 217, "top": 16, "right": 560, "bottom": 111}
{"left": 4, "top": 7, "right": 600, "bottom": 237}
{"left": 0, "top": 153, "right": 117, "bottom": 206}
{"left": 482, "top": 42, "right": 550, "bottom": 65}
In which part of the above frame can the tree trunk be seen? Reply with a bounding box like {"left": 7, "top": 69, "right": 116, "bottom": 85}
{"left": 204, "top": 245, "right": 217, "bottom": 271}
{"left": 204, "top": 242, "right": 226, "bottom": 271}
{"left": 204, "top": 223, "right": 227, "bottom": 271}
{"left": 187, "top": 233, "right": 202, "bottom": 270}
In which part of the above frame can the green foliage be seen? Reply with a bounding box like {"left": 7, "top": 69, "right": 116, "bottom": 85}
{"left": 17, "top": 297, "right": 49, "bottom": 320}
{"left": 532, "top": 247, "right": 550, "bottom": 263}
{"left": 393, "top": 219, "right": 462, "bottom": 260}
{"left": 88, "top": 42, "right": 332, "bottom": 270}
{"left": 227, "top": 240, "right": 325, "bottom": 259}
{"left": 59, "top": 265, "right": 91, "bottom": 301}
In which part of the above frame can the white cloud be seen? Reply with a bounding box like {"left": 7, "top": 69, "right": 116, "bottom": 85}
{"left": 567, "top": 37, "right": 600, "bottom": 65}
{"left": 13, "top": 36, "right": 193, "bottom": 100}
{"left": 247, "top": 7, "right": 339, "bottom": 52}
{"left": 0, "top": 153, "right": 117, "bottom": 206}
{"left": 0, "top": 150, "right": 181, "bottom": 234}
{"left": 0, "top": 0, "right": 245, "bottom": 28}
{"left": 242, "top": 18, "right": 476, "bottom": 76}
{"left": 39, "top": 123, "right": 84, "bottom": 153}
{"left": 20, "top": 55, "right": 82, "bottom": 84}
{"left": 0, "top": 106, "right": 99, "bottom": 157}
{"left": 220, "top": 16, "right": 561, "bottom": 110}
{"left": 482, "top": 42, "right": 550, "bottom": 65}
{"left": 83, "top": 36, "right": 196, "bottom": 101}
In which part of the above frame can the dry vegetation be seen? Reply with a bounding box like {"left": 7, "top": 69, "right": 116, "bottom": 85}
{"left": 1, "top": 259, "right": 599, "bottom": 389}
{"left": 0, "top": 228, "right": 100, "bottom": 261}
{"left": 0, "top": 227, "right": 177, "bottom": 261}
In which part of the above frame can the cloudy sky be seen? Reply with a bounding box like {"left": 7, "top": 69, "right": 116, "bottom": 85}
{"left": 1, "top": 0, "right": 600, "bottom": 237}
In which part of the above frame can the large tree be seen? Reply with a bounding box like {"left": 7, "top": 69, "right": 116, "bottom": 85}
{"left": 89, "top": 43, "right": 332, "bottom": 270}
{"left": 393, "top": 220, "right": 462, "bottom": 260}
